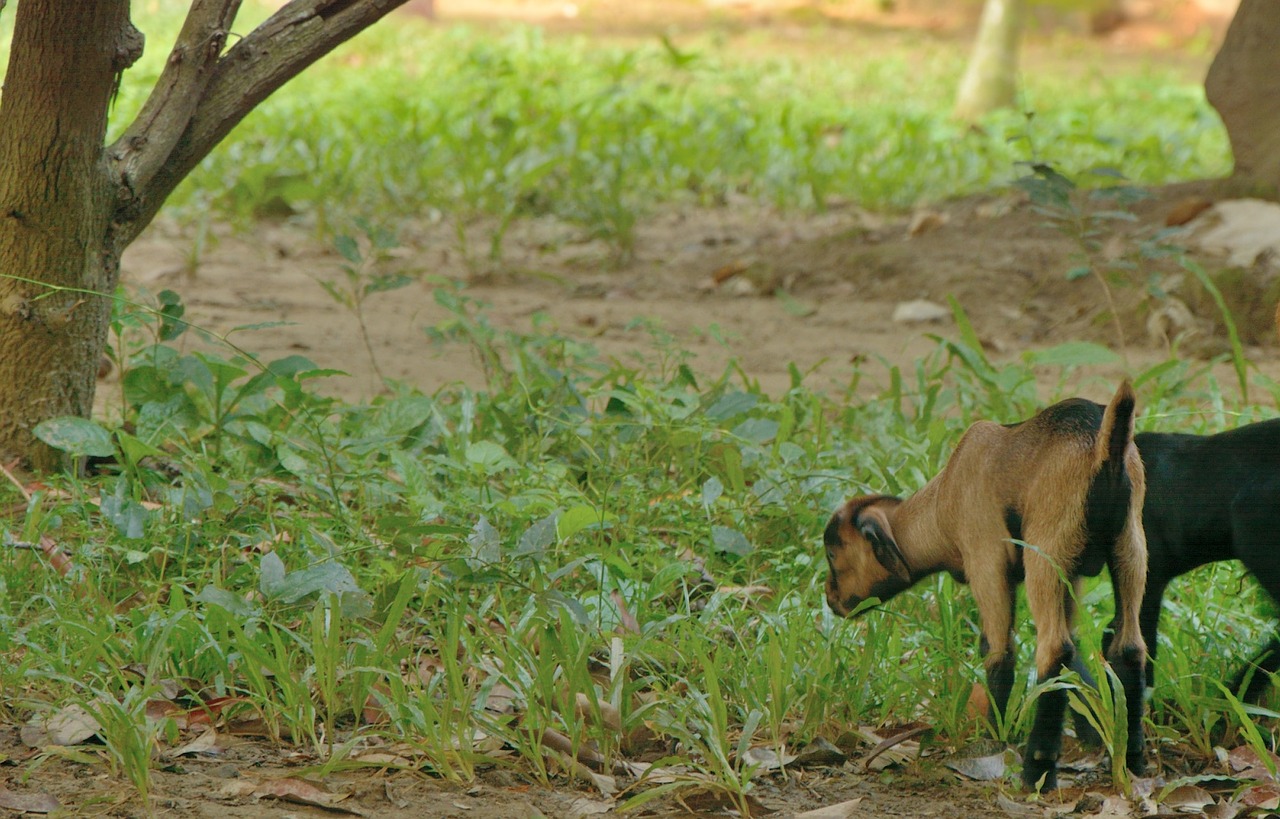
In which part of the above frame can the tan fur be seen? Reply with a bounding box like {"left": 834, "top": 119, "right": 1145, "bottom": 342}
{"left": 825, "top": 381, "right": 1147, "bottom": 749}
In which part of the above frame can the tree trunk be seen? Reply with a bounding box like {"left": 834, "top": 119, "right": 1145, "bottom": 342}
{"left": 1205, "top": 0, "right": 1280, "bottom": 197}
{"left": 0, "top": 0, "right": 409, "bottom": 471}
{"left": 0, "top": 1, "right": 138, "bottom": 472}
{"left": 954, "top": 0, "right": 1025, "bottom": 123}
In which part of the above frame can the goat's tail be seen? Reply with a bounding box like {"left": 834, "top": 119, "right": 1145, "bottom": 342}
{"left": 1095, "top": 379, "right": 1137, "bottom": 468}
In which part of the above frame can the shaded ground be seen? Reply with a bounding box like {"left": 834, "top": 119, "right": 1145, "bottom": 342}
{"left": 0, "top": 721, "right": 1134, "bottom": 818}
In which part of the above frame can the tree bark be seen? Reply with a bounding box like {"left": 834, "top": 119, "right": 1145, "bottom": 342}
{"left": 0, "top": 0, "right": 409, "bottom": 470}
{"left": 1204, "top": 0, "right": 1280, "bottom": 197}
{"left": 954, "top": 0, "right": 1025, "bottom": 123}
{"left": 0, "top": 1, "right": 139, "bottom": 472}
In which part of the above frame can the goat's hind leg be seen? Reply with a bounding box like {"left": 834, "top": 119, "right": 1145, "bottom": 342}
{"left": 1021, "top": 555, "right": 1078, "bottom": 791}
{"left": 1226, "top": 481, "right": 1280, "bottom": 702}
{"left": 1106, "top": 520, "right": 1149, "bottom": 776}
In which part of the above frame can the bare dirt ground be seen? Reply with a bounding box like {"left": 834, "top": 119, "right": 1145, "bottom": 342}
{"left": 116, "top": 177, "right": 1280, "bottom": 417}
{"left": 26, "top": 2, "right": 1280, "bottom": 817}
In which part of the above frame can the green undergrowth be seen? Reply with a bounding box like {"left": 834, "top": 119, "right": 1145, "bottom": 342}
{"left": 2, "top": 289, "right": 1278, "bottom": 802}
{"left": 93, "top": 4, "right": 1229, "bottom": 261}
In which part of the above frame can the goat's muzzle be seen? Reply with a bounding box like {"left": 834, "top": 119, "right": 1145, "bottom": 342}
{"left": 825, "top": 583, "right": 865, "bottom": 619}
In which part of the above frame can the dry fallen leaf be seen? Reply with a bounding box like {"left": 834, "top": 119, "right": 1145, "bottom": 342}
{"left": 1205, "top": 799, "right": 1243, "bottom": 819}
{"left": 609, "top": 589, "right": 640, "bottom": 635}
{"left": 1091, "top": 794, "right": 1138, "bottom": 819}
{"left": 1239, "top": 783, "right": 1280, "bottom": 810}
{"left": 254, "top": 777, "right": 362, "bottom": 815}
{"left": 564, "top": 795, "right": 613, "bottom": 817}
{"left": 0, "top": 787, "right": 60, "bottom": 814}
{"left": 995, "top": 793, "right": 1042, "bottom": 818}
{"left": 22, "top": 703, "right": 101, "bottom": 747}
{"left": 677, "top": 788, "right": 769, "bottom": 816}
{"left": 1165, "top": 196, "right": 1213, "bottom": 227}
{"left": 218, "top": 779, "right": 259, "bottom": 798}
{"left": 739, "top": 745, "right": 797, "bottom": 774}
{"left": 857, "top": 724, "right": 931, "bottom": 772}
{"left": 574, "top": 692, "right": 623, "bottom": 733}
{"left": 1227, "top": 745, "right": 1280, "bottom": 780}
{"left": 907, "top": 209, "right": 948, "bottom": 237}
{"left": 710, "top": 260, "right": 749, "bottom": 285}
{"left": 167, "top": 726, "right": 223, "bottom": 758}
{"left": 791, "top": 737, "right": 847, "bottom": 768}
{"left": 794, "top": 798, "right": 863, "bottom": 819}
{"left": 944, "top": 750, "right": 1009, "bottom": 781}
{"left": 1159, "top": 784, "right": 1215, "bottom": 813}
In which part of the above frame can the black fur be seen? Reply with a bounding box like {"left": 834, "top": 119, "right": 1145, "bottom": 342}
{"left": 1105, "top": 419, "right": 1280, "bottom": 699}
{"left": 1080, "top": 460, "right": 1131, "bottom": 578}
{"left": 1004, "top": 506, "right": 1024, "bottom": 544}
{"left": 823, "top": 516, "right": 842, "bottom": 549}
{"left": 1028, "top": 397, "right": 1105, "bottom": 437}
{"left": 1023, "top": 640, "right": 1076, "bottom": 790}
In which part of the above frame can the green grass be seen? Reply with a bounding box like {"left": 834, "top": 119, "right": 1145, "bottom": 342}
{"left": 4, "top": 287, "right": 1280, "bottom": 804}
{"left": 94, "top": 3, "right": 1229, "bottom": 261}
{"left": 0, "top": 2, "right": 1259, "bottom": 805}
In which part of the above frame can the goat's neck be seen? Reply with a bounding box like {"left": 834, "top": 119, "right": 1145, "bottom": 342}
{"left": 886, "top": 481, "right": 963, "bottom": 579}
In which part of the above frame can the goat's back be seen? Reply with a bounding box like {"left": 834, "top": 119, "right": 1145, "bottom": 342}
{"left": 1139, "top": 419, "right": 1280, "bottom": 577}
{"left": 944, "top": 398, "right": 1109, "bottom": 509}
{"left": 934, "top": 393, "right": 1140, "bottom": 574}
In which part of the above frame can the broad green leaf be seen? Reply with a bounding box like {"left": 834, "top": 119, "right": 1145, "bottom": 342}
{"left": 516, "top": 514, "right": 558, "bottom": 556}
{"left": 1022, "top": 342, "right": 1121, "bottom": 368}
{"left": 702, "top": 476, "right": 724, "bottom": 509}
{"left": 557, "top": 505, "right": 616, "bottom": 542}
{"left": 33, "top": 416, "right": 115, "bottom": 458}
{"left": 334, "top": 234, "right": 361, "bottom": 264}
{"left": 156, "top": 289, "right": 187, "bottom": 341}
{"left": 99, "top": 491, "right": 149, "bottom": 540}
{"left": 712, "top": 526, "right": 752, "bottom": 556}
{"left": 733, "top": 417, "right": 779, "bottom": 445}
{"left": 272, "top": 561, "right": 364, "bottom": 605}
{"left": 195, "top": 585, "right": 260, "bottom": 619}
{"left": 465, "top": 440, "right": 515, "bottom": 474}
{"left": 468, "top": 516, "right": 502, "bottom": 568}
{"left": 260, "top": 551, "right": 287, "bottom": 595}
{"left": 363, "top": 273, "right": 413, "bottom": 296}
{"left": 705, "top": 391, "right": 757, "bottom": 422}
{"left": 709, "top": 443, "right": 746, "bottom": 495}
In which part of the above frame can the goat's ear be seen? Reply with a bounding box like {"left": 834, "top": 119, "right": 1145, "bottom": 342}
{"left": 857, "top": 505, "right": 910, "bottom": 584}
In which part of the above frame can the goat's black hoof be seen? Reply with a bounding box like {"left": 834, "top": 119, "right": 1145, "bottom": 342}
{"left": 1022, "top": 757, "right": 1058, "bottom": 792}
{"left": 1126, "top": 752, "right": 1146, "bottom": 776}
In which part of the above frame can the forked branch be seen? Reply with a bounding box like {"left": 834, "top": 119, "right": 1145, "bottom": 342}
{"left": 110, "top": 0, "right": 410, "bottom": 247}
{"left": 108, "top": 0, "right": 243, "bottom": 201}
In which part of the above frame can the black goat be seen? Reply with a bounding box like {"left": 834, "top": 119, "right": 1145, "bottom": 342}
{"left": 1107, "top": 419, "right": 1280, "bottom": 700}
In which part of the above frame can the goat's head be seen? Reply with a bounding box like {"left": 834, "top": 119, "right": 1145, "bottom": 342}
{"left": 823, "top": 495, "right": 912, "bottom": 617}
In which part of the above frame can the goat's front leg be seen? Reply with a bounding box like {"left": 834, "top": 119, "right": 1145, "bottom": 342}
{"left": 1228, "top": 483, "right": 1280, "bottom": 701}
{"left": 1022, "top": 556, "right": 1076, "bottom": 791}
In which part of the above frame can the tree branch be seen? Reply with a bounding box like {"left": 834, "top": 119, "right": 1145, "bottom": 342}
{"left": 115, "top": 0, "right": 411, "bottom": 248}
{"left": 108, "top": 0, "right": 242, "bottom": 210}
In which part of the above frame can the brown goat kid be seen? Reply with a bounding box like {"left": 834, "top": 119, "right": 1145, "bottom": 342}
{"left": 823, "top": 382, "right": 1149, "bottom": 791}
